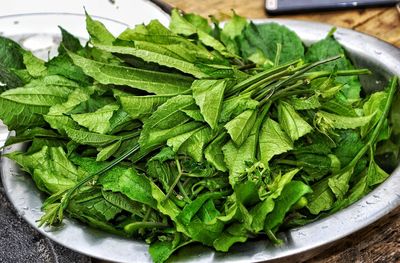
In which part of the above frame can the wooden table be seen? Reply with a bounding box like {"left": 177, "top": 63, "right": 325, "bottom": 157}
{"left": 163, "top": 1, "right": 400, "bottom": 262}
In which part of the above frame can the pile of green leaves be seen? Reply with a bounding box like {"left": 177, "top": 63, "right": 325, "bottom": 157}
{"left": 0, "top": 10, "right": 399, "bottom": 263}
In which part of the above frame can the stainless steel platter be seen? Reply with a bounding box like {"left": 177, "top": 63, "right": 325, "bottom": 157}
{"left": 1, "top": 12, "right": 400, "bottom": 263}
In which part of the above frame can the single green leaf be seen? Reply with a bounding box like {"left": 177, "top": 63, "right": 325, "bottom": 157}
{"left": 69, "top": 52, "right": 193, "bottom": 95}
{"left": 139, "top": 95, "right": 198, "bottom": 149}
{"left": 204, "top": 133, "right": 228, "bottom": 172}
{"left": 316, "top": 111, "right": 375, "bottom": 130}
{"left": 181, "top": 108, "right": 205, "bottom": 122}
{"left": 102, "top": 190, "right": 144, "bottom": 216}
{"left": 192, "top": 79, "right": 227, "bottom": 129}
{"left": 290, "top": 95, "right": 321, "bottom": 110}
{"left": 0, "top": 36, "right": 25, "bottom": 69}
{"left": 221, "top": 12, "right": 248, "bottom": 55}
{"left": 118, "top": 95, "right": 170, "bottom": 120}
{"left": 96, "top": 140, "right": 122, "bottom": 161}
{"left": 307, "top": 179, "right": 335, "bottom": 215}
{"left": 1, "top": 81, "right": 72, "bottom": 106}
{"left": 86, "top": 12, "right": 115, "bottom": 45}
{"left": 213, "top": 224, "right": 248, "bottom": 252}
{"left": 149, "top": 239, "right": 191, "bottom": 263}
{"left": 367, "top": 157, "right": 389, "bottom": 187}
{"left": 225, "top": 109, "right": 257, "bottom": 146}
{"left": 71, "top": 104, "right": 119, "bottom": 134}
{"left": 46, "top": 54, "right": 91, "bottom": 85}
{"left": 223, "top": 123, "right": 258, "bottom": 186}
{"left": 4, "top": 127, "right": 62, "bottom": 147}
{"left": 361, "top": 91, "right": 387, "bottom": 137}
{"left": 219, "top": 93, "right": 259, "bottom": 123}
{"left": 259, "top": 118, "right": 293, "bottom": 165}
{"left": 250, "top": 197, "right": 275, "bottom": 232}
{"left": 328, "top": 169, "right": 353, "bottom": 200}
{"left": 98, "top": 165, "right": 157, "bottom": 208}
{"left": 95, "top": 43, "right": 209, "bottom": 78}
{"left": 265, "top": 181, "right": 312, "bottom": 231}
{"left": 22, "top": 52, "right": 47, "bottom": 77}
{"left": 170, "top": 9, "right": 228, "bottom": 56}
{"left": 178, "top": 126, "right": 216, "bottom": 162}
{"left": 69, "top": 188, "right": 122, "bottom": 222}
{"left": 278, "top": 101, "right": 313, "bottom": 141}
{"left": 58, "top": 26, "right": 83, "bottom": 53}
{"left": 167, "top": 126, "right": 203, "bottom": 152}
{"left": 65, "top": 128, "right": 118, "bottom": 147}
{"left": 177, "top": 192, "right": 224, "bottom": 226}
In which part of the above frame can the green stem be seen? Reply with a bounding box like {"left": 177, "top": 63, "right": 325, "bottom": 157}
{"left": 242, "top": 68, "right": 293, "bottom": 97}
{"left": 226, "top": 59, "right": 302, "bottom": 96}
{"left": 254, "top": 55, "right": 341, "bottom": 101}
{"left": 300, "top": 69, "right": 371, "bottom": 82}
{"left": 164, "top": 158, "right": 184, "bottom": 201}
{"left": 60, "top": 143, "right": 141, "bottom": 210}
{"left": 124, "top": 221, "right": 169, "bottom": 234}
{"left": 274, "top": 43, "right": 282, "bottom": 66}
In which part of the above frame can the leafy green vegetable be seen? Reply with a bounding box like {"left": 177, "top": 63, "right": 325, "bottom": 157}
{"left": 0, "top": 10, "right": 397, "bottom": 263}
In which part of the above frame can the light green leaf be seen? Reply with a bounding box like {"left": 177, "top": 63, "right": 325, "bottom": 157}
{"left": 6, "top": 146, "right": 80, "bottom": 194}
{"left": 264, "top": 181, "right": 312, "bottom": 231}
{"left": 23, "top": 52, "right": 47, "bottom": 77}
{"left": 259, "top": 118, "right": 293, "bottom": 165}
{"left": 102, "top": 190, "right": 144, "bottom": 216}
{"left": 278, "top": 101, "right": 313, "bottom": 141}
{"left": 139, "top": 95, "right": 199, "bottom": 149}
{"left": 181, "top": 108, "right": 205, "bottom": 122}
{"left": 142, "top": 122, "right": 202, "bottom": 151}
{"left": 178, "top": 126, "right": 216, "bottom": 162}
{"left": 224, "top": 109, "right": 257, "bottom": 146}
{"left": 118, "top": 95, "right": 170, "bottom": 120}
{"left": 71, "top": 104, "right": 119, "bottom": 134}
{"left": 140, "top": 95, "right": 194, "bottom": 130}
{"left": 361, "top": 91, "right": 387, "bottom": 137}
{"left": 219, "top": 93, "right": 259, "bottom": 122}
{"left": 192, "top": 79, "right": 227, "bottom": 129}
{"left": 65, "top": 128, "right": 118, "bottom": 147}
{"left": 223, "top": 124, "right": 258, "bottom": 186}
{"left": 250, "top": 197, "right": 275, "bottom": 232}
{"left": 367, "top": 158, "right": 389, "bottom": 187}
{"left": 170, "top": 9, "right": 228, "bottom": 55}
{"left": 316, "top": 111, "right": 375, "bottom": 130}
{"left": 86, "top": 12, "right": 115, "bottom": 45}
{"left": 307, "top": 179, "right": 335, "bottom": 215}
{"left": 99, "top": 165, "right": 157, "bottom": 208}
{"left": 167, "top": 126, "right": 202, "bottom": 152}
{"left": 328, "top": 169, "right": 353, "bottom": 200}
{"left": 95, "top": 43, "right": 208, "bottom": 78}
{"left": 69, "top": 52, "right": 193, "bottom": 95}
{"left": 290, "top": 95, "right": 321, "bottom": 110}
{"left": 1, "top": 82, "right": 71, "bottom": 106}
{"left": 205, "top": 133, "right": 228, "bottom": 172}
{"left": 0, "top": 97, "right": 48, "bottom": 131}
{"left": 96, "top": 140, "right": 122, "bottom": 161}
{"left": 222, "top": 12, "right": 247, "bottom": 38}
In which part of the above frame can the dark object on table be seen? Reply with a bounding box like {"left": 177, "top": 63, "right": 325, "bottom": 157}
{"left": 265, "top": 0, "right": 400, "bottom": 15}
{"left": 0, "top": 184, "right": 91, "bottom": 263}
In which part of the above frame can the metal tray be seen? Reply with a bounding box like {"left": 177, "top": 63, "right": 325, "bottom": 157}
{"left": 1, "top": 14, "right": 400, "bottom": 263}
